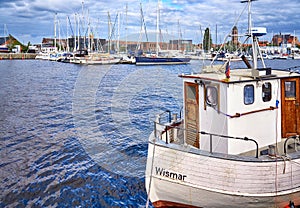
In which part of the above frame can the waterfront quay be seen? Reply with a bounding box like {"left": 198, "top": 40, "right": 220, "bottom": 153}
{"left": 0, "top": 53, "right": 37, "bottom": 60}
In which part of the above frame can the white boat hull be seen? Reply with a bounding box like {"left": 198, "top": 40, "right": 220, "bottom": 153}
{"left": 146, "top": 138, "right": 300, "bottom": 207}
{"left": 84, "top": 58, "right": 121, "bottom": 65}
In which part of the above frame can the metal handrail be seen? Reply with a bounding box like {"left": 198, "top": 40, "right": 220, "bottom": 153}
{"left": 154, "top": 121, "right": 259, "bottom": 158}
{"left": 284, "top": 135, "right": 299, "bottom": 155}
{"left": 200, "top": 131, "right": 259, "bottom": 158}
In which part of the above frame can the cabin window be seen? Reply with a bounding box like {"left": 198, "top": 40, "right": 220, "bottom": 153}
{"left": 206, "top": 86, "right": 218, "bottom": 107}
{"left": 187, "top": 85, "right": 196, "bottom": 100}
{"left": 262, "top": 82, "right": 272, "bottom": 102}
{"left": 284, "top": 81, "right": 296, "bottom": 98}
{"left": 244, "top": 85, "right": 254, "bottom": 105}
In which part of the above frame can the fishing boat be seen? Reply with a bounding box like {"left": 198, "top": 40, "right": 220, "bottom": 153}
{"left": 145, "top": 1, "right": 300, "bottom": 207}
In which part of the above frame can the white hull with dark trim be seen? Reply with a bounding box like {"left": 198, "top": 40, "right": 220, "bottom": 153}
{"left": 145, "top": 1, "right": 300, "bottom": 207}
{"left": 146, "top": 137, "right": 300, "bottom": 207}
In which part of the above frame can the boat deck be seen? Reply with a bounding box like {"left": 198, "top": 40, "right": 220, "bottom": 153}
{"left": 180, "top": 68, "right": 300, "bottom": 83}
{"left": 153, "top": 121, "right": 300, "bottom": 162}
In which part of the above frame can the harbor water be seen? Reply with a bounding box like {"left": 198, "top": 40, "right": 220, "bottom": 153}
{"left": 1, "top": 59, "right": 300, "bottom": 207}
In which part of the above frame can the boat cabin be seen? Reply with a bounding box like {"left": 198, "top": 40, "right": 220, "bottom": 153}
{"left": 146, "top": 0, "right": 300, "bottom": 206}
{"left": 179, "top": 66, "right": 300, "bottom": 155}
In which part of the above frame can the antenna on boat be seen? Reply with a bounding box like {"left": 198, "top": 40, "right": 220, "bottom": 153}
{"left": 241, "top": 0, "right": 268, "bottom": 77}
{"left": 241, "top": 0, "right": 256, "bottom": 69}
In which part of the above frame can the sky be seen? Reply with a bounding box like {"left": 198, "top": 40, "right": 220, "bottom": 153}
{"left": 0, "top": 0, "right": 299, "bottom": 45}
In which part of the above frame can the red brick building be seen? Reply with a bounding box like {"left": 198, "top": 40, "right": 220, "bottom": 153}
{"left": 272, "top": 34, "right": 299, "bottom": 46}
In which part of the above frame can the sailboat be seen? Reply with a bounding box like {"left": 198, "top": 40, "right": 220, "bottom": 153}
{"left": 135, "top": 0, "right": 191, "bottom": 65}
{"left": 145, "top": 0, "right": 300, "bottom": 207}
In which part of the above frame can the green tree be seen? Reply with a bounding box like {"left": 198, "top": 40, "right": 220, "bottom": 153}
{"left": 22, "top": 41, "right": 31, "bottom": 53}
{"left": 203, "top": 27, "right": 212, "bottom": 52}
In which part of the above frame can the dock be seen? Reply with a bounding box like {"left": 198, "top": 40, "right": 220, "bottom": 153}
{"left": 0, "top": 53, "right": 37, "bottom": 60}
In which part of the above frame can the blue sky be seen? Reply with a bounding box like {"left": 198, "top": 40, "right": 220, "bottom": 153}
{"left": 0, "top": 0, "right": 299, "bottom": 45}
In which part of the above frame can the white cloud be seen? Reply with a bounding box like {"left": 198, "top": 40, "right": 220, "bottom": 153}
{"left": 0, "top": 0, "right": 299, "bottom": 44}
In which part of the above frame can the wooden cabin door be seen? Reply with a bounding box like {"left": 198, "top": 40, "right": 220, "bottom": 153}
{"left": 184, "top": 82, "right": 199, "bottom": 148}
{"left": 281, "top": 78, "right": 300, "bottom": 137}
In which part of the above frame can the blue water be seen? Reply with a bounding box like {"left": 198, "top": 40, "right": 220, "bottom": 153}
{"left": 0, "top": 59, "right": 299, "bottom": 207}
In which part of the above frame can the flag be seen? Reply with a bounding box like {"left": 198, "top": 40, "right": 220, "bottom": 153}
{"left": 225, "top": 61, "right": 230, "bottom": 78}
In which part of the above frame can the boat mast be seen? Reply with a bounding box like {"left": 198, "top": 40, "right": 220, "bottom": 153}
{"left": 4, "top": 24, "right": 7, "bottom": 47}
{"left": 107, "top": 12, "right": 112, "bottom": 54}
{"left": 88, "top": 9, "right": 91, "bottom": 52}
{"left": 156, "top": 0, "right": 160, "bottom": 56}
{"left": 117, "top": 12, "right": 120, "bottom": 54}
{"left": 54, "top": 13, "right": 57, "bottom": 51}
{"left": 82, "top": 1, "right": 86, "bottom": 50}
{"left": 125, "top": 3, "right": 128, "bottom": 54}
{"left": 66, "top": 16, "right": 69, "bottom": 52}
{"left": 215, "top": 24, "right": 218, "bottom": 50}
{"left": 249, "top": 0, "right": 258, "bottom": 69}
{"left": 77, "top": 13, "right": 80, "bottom": 50}
{"left": 58, "top": 18, "right": 62, "bottom": 51}
{"left": 242, "top": 0, "right": 259, "bottom": 70}
{"left": 74, "top": 13, "right": 77, "bottom": 51}
{"left": 178, "top": 19, "right": 181, "bottom": 51}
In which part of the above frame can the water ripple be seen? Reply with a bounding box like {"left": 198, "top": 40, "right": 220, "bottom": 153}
{"left": 1, "top": 59, "right": 298, "bottom": 207}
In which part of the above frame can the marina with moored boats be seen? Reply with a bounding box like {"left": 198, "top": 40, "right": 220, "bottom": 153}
{"left": 1, "top": 0, "right": 300, "bottom": 208}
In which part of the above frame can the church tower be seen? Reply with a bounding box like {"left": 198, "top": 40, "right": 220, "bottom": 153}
{"left": 232, "top": 26, "right": 239, "bottom": 47}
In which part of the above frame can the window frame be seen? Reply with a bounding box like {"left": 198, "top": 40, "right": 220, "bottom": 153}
{"left": 244, "top": 84, "right": 255, "bottom": 105}
{"left": 262, "top": 82, "right": 272, "bottom": 102}
{"left": 284, "top": 81, "right": 296, "bottom": 99}
{"left": 205, "top": 86, "right": 218, "bottom": 107}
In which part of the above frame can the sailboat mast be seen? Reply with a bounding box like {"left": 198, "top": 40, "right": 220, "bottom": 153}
{"left": 177, "top": 20, "right": 180, "bottom": 51}
{"left": 77, "top": 13, "right": 80, "bottom": 50}
{"left": 54, "top": 13, "right": 57, "bottom": 51}
{"left": 88, "top": 11, "right": 91, "bottom": 52}
{"left": 108, "top": 12, "right": 111, "bottom": 53}
{"left": 58, "top": 19, "right": 61, "bottom": 51}
{"left": 66, "top": 16, "right": 69, "bottom": 52}
{"left": 4, "top": 24, "right": 7, "bottom": 46}
{"left": 125, "top": 3, "right": 128, "bottom": 54}
{"left": 156, "top": 0, "right": 160, "bottom": 56}
{"left": 74, "top": 13, "right": 77, "bottom": 51}
{"left": 82, "top": 1, "right": 86, "bottom": 49}
{"left": 117, "top": 12, "right": 120, "bottom": 54}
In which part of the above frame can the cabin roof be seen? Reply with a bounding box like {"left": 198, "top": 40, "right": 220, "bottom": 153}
{"left": 179, "top": 68, "right": 300, "bottom": 84}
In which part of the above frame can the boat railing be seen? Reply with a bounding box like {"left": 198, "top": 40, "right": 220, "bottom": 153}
{"left": 154, "top": 110, "right": 177, "bottom": 138}
{"left": 199, "top": 131, "right": 259, "bottom": 158}
{"left": 153, "top": 116, "right": 259, "bottom": 158}
{"left": 284, "top": 135, "right": 300, "bottom": 155}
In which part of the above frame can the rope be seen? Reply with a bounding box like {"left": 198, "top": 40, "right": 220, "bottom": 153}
{"left": 211, "top": 106, "right": 232, "bottom": 118}
{"left": 291, "top": 160, "right": 300, "bottom": 167}
{"left": 210, "top": 3, "right": 248, "bottom": 65}
{"left": 279, "top": 155, "right": 291, "bottom": 174}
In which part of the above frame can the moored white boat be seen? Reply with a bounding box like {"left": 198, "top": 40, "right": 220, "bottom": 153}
{"left": 35, "top": 52, "right": 51, "bottom": 60}
{"left": 69, "top": 49, "right": 88, "bottom": 64}
{"left": 83, "top": 53, "right": 121, "bottom": 65}
{"left": 145, "top": 1, "right": 300, "bottom": 207}
{"left": 291, "top": 53, "right": 300, "bottom": 60}
{"left": 120, "top": 55, "right": 136, "bottom": 64}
